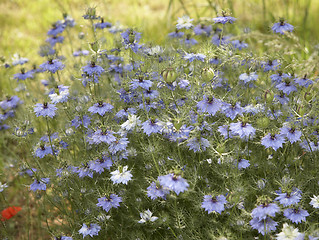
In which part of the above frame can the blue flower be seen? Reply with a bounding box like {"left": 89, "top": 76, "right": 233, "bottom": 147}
{"left": 94, "top": 18, "right": 112, "bottom": 29}
{"left": 183, "top": 53, "right": 206, "bottom": 62}
{"left": 272, "top": 19, "right": 294, "bottom": 34}
{"left": 46, "top": 36, "right": 64, "bottom": 46}
{"left": 78, "top": 223, "right": 101, "bottom": 238}
{"left": 30, "top": 178, "right": 50, "bottom": 192}
{"left": 34, "top": 103, "right": 57, "bottom": 118}
{"left": 239, "top": 72, "right": 258, "bottom": 83}
{"left": 90, "top": 129, "right": 116, "bottom": 145}
{"left": 88, "top": 102, "right": 114, "bottom": 116}
{"left": 73, "top": 49, "right": 89, "bottom": 57}
{"left": 13, "top": 69, "right": 34, "bottom": 81}
{"left": 284, "top": 207, "right": 309, "bottom": 224}
{"left": 276, "top": 81, "right": 297, "bottom": 95}
{"left": 96, "top": 194, "right": 122, "bottom": 212}
{"left": 0, "top": 96, "right": 22, "bottom": 110}
{"left": 39, "top": 59, "right": 65, "bottom": 73}
{"left": 251, "top": 203, "right": 280, "bottom": 220}
{"left": 130, "top": 77, "right": 153, "bottom": 90}
{"left": 229, "top": 122, "right": 256, "bottom": 139}
{"left": 181, "top": 36, "right": 198, "bottom": 46}
{"left": 231, "top": 40, "right": 248, "bottom": 50}
{"left": 261, "top": 133, "right": 286, "bottom": 151}
{"left": 142, "top": 119, "right": 162, "bottom": 136}
{"left": 193, "top": 24, "right": 212, "bottom": 35}
{"left": 77, "top": 164, "right": 94, "bottom": 178}
{"left": 218, "top": 125, "right": 233, "bottom": 139}
{"left": 213, "top": 14, "right": 236, "bottom": 24}
{"left": 109, "top": 138, "right": 129, "bottom": 154}
{"left": 237, "top": 159, "right": 250, "bottom": 169}
{"left": 35, "top": 145, "right": 54, "bottom": 158}
{"left": 211, "top": 34, "right": 230, "bottom": 46}
{"left": 186, "top": 137, "right": 210, "bottom": 152}
{"left": 71, "top": 115, "right": 91, "bottom": 128}
{"left": 89, "top": 157, "right": 112, "bottom": 174}
{"left": 270, "top": 72, "right": 291, "bottom": 84}
{"left": 158, "top": 173, "right": 189, "bottom": 195}
{"left": 47, "top": 22, "right": 65, "bottom": 36}
{"left": 197, "top": 95, "right": 222, "bottom": 116}
{"left": 221, "top": 102, "right": 243, "bottom": 120}
{"left": 168, "top": 29, "right": 185, "bottom": 38}
{"left": 250, "top": 216, "right": 278, "bottom": 235}
{"left": 280, "top": 126, "right": 302, "bottom": 143}
{"left": 275, "top": 188, "right": 302, "bottom": 207}
{"left": 201, "top": 194, "right": 227, "bottom": 214}
{"left": 121, "top": 29, "right": 142, "bottom": 53}
{"left": 262, "top": 60, "right": 280, "bottom": 72}
{"left": 82, "top": 62, "right": 105, "bottom": 77}
{"left": 294, "top": 74, "right": 313, "bottom": 87}
{"left": 147, "top": 182, "right": 169, "bottom": 200}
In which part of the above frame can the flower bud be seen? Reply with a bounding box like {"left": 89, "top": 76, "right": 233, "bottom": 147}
{"left": 201, "top": 67, "right": 215, "bottom": 81}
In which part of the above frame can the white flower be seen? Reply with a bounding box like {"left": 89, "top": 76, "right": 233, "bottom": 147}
{"left": 310, "top": 195, "right": 319, "bottom": 208}
{"left": 49, "top": 89, "right": 69, "bottom": 104}
{"left": 276, "top": 223, "right": 304, "bottom": 240}
{"left": 138, "top": 209, "right": 158, "bottom": 223}
{"left": 176, "top": 16, "right": 193, "bottom": 30}
{"left": 0, "top": 182, "right": 8, "bottom": 192}
{"left": 121, "top": 114, "right": 141, "bottom": 131}
{"left": 110, "top": 165, "right": 132, "bottom": 185}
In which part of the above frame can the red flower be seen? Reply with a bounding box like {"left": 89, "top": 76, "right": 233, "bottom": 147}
{"left": 1, "top": 206, "right": 22, "bottom": 221}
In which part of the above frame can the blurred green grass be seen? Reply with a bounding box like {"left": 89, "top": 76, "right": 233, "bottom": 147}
{"left": 1, "top": 0, "right": 319, "bottom": 58}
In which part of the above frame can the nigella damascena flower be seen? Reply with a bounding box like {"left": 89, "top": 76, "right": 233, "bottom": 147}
{"left": 181, "top": 36, "right": 198, "bottom": 46}
{"left": 96, "top": 193, "right": 122, "bottom": 212}
{"left": 231, "top": 40, "right": 248, "bottom": 50}
{"left": 121, "top": 114, "right": 142, "bottom": 131}
{"left": 176, "top": 15, "right": 193, "bottom": 30}
{"left": 54, "top": 236, "right": 73, "bottom": 240}
{"left": 294, "top": 74, "right": 313, "bottom": 87}
{"left": 47, "top": 22, "right": 65, "bottom": 36}
{"left": 262, "top": 59, "right": 280, "bottom": 72}
{"left": 280, "top": 126, "right": 302, "bottom": 144}
{"left": 130, "top": 76, "right": 153, "bottom": 90}
{"left": 237, "top": 159, "right": 250, "bottom": 169}
{"left": 30, "top": 178, "right": 50, "bottom": 192}
{"left": 197, "top": 95, "right": 222, "bottom": 116}
{"left": 142, "top": 119, "right": 162, "bottom": 136}
{"left": 49, "top": 85, "right": 70, "bottom": 104}
{"left": 229, "top": 121, "right": 256, "bottom": 139}
{"left": 89, "top": 157, "right": 112, "bottom": 174}
{"left": 147, "top": 182, "right": 169, "bottom": 200}
{"left": 94, "top": 18, "right": 112, "bottom": 29}
{"left": 168, "top": 29, "right": 184, "bottom": 38}
{"left": 272, "top": 19, "right": 294, "bottom": 34}
{"left": 73, "top": 49, "right": 89, "bottom": 57}
{"left": 239, "top": 72, "right": 258, "bottom": 83}
{"left": 71, "top": 115, "right": 91, "bottom": 129}
{"left": 34, "top": 102, "right": 57, "bottom": 118}
{"left": 275, "top": 188, "right": 302, "bottom": 207}
{"left": 79, "top": 223, "right": 101, "bottom": 238}
{"left": 109, "top": 138, "right": 129, "bottom": 154}
{"left": 183, "top": 53, "right": 206, "bottom": 62}
{"left": 276, "top": 223, "right": 304, "bottom": 240}
{"left": 39, "top": 59, "right": 65, "bottom": 73}
{"left": 201, "top": 195, "right": 227, "bottom": 214}
{"left": 251, "top": 203, "right": 280, "bottom": 220}
{"left": 90, "top": 129, "right": 116, "bottom": 145}
{"left": 276, "top": 81, "right": 297, "bottom": 95}
{"left": 283, "top": 207, "right": 309, "bottom": 224}
{"left": 211, "top": 34, "right": 230, "bottom": 46}
{"left": 13, "top": 69, "right": 34, "bottom": 81}
{"left": 46, "top": 35, "right": 64, "bottom": 46}
{"left": 194, "top": 24, "right": 212, "bottom": 35}
{"left": 250, "top": 216, "right": 278, "bottom": 235}
{"left": 82, "top": 61, "right": 105, "bottom": 77}
{"left": 310, "top": 195, "right": 319, "bottom": 209}
{"left": 110, "top": 165, "right": 132, "bottom": 185}
{"left": 261, "top": 133, "right": 286, "bottom": 151}
{"left": 35, "top": 145, "right": 54, "bottom": 158}
{"left": 186, "top": 137, "right": 210, "bottom": 152}
{"left": 270, "top": 72, "right": 291, "bottom": 84}
{"left": 221, "top": 102, "right": 243, "bottom": 120}
{"left": 0, "top": 96, "right": 22, "bottom": 110}
{"left": 158, "top": 173, "right": 189, "bottom": 195}
{"left": 88, "top": 102, "right": 114, "bottom": 116}
{"left": 213, "top": 13, "right": 236, "bottom": 24}
{"left": 77, "top": 164, "right": 94, "bottom": 178}
{"left": 138, "top": 209, "right": 158, "bottom": 223}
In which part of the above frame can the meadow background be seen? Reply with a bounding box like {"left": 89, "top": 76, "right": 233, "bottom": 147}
{"left": 1, "top": 0, "right": 319, "bottom": 238}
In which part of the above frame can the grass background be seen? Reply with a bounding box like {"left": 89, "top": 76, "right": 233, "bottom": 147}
{"left": 1, "top": 0, "right": 319, "bottom": 238}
